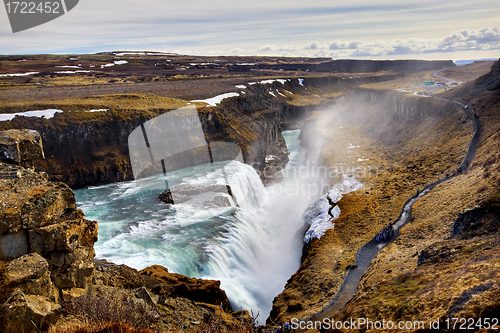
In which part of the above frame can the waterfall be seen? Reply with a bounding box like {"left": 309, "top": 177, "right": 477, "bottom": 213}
{"left": 75, "top": 130, "right": 315, "bottom": 322}
{"left": 201, "top": 160, "right": 313, "bottom": 319}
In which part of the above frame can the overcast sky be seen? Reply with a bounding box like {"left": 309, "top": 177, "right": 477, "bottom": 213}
{"left": 1, "top": 0, "right": 499, "bottom": 60}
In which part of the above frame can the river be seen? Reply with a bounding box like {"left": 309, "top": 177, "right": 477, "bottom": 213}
{"left": 75, "top": 130, "right": 321, "bottom": 320}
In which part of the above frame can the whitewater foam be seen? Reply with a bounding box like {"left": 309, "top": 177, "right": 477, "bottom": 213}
{"left": 75, "top": 130, "right": 316, "bottom": 321}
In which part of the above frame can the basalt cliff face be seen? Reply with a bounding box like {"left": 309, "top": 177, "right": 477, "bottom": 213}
{"left": 253, "top": 59, "right": 453, "bottom": 75}
{"left": 0, "top": 82, "right": 312, "bottom": 188}
{"left": 0, "top": 130, "right": 254, "bottom": 333}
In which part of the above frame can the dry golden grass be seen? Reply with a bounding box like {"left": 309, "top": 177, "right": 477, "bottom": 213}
{"left": 0, "top": 94, "right": 189, "bottom": 113}
{"left": 30, "top": 75, "right": 124, "bottom": 86}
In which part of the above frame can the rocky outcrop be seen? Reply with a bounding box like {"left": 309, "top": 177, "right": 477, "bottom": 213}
{"left": 1, "top": 254, "right": 62, "bottom": 332}
{"left": 0, "top": 290, "right": 61, "bottom": 333}
{"left": 140, "top": 265, "right": 232, "bottom": 312}
{"left": 92, "top": 260, "right": 250, "bottom": 332}
{"left": 5, "top": 253, "right": 53, "bottom": 298}
{"left": 158, "top": 184, "right": 233, "bottom": 207}
{"left": 93, "top": 261, "right": 232, "bottom": 311}
{"left": 0, "top": 166, "right": 97, "bottom": 289}
{"left": 0, "top": 129, "right": 250, "bottom": 332}
{"left": 0, "top": 129, "right": 44, "bottom": 169}
{"left": 0, "top": 129, "right": 97, "bottom": 332}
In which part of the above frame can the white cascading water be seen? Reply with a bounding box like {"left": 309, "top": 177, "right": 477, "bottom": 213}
{"left": 75, "top": 130, "right": 321, "bottom": 321}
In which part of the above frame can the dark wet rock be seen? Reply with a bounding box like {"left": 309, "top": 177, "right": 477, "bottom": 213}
{"left": 158, "top": 189, "right": 187, "bottom": 204}
{"left": 451, "top": 201, "right": 500, "bottom": 239}
{"left": 159, "top": 183, "right": 234, "bottom": 207}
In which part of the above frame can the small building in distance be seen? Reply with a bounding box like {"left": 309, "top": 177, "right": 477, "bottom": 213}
{"left": 424, "top": 81, "right": 435, "bottom": 86}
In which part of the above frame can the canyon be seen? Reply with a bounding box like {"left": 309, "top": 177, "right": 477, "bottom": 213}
{"left": 0, "top": 54, "right": 498, "bottom": 332}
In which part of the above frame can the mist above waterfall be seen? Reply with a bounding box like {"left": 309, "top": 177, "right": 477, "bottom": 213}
{"left": 75, "top": 130, "right": 326, "bottom": 321}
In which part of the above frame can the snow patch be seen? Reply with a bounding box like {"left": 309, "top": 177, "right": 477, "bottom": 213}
{"left": 235, "top": 85, "right": 246, "bottom": 89}
{"left": 191, "top": 92, "right": 240, "bottom": 106}
{"left": 303, "top": 175, "right": 363, "bottom": 242}
{"left": 86, "top": 109, "right": 109, "bottom": 113}
{"left": 55, "top": 70, "right": 93, "bottom": 74}
{"left": 0, "top": 109, "right": 63, "bottom": 122}
{"left": 0, "top": 72, "right": 39, "bottom": 77}
{"left": 265, "top": 154, "right": 276, "bottom": 163}
{"left": 101, "top": 60, "right": 128, "bottom": 68}
{"left": 249, "top": 79, "right": 288, "bottom": 85}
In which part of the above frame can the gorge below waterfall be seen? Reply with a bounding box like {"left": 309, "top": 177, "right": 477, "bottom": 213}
{"left": 75, "top": 130, "right": 325, "bottom": 320}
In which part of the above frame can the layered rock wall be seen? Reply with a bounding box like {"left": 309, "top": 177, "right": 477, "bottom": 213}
{"left": 1, "top": 90, "right": 304, "bottom": 188}
{"left": 0, "top": 129, "right": 98, "bottom": 332}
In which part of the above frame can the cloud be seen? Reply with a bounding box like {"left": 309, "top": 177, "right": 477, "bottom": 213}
{"left": 255, "top": 27, "right": 500, "bottom": 58}
{"left": 228, "top": 48, "right": 246, "bottom": 55}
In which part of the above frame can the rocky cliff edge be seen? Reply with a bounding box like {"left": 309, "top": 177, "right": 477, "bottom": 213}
{"left": 0, "top": 129, "right": 252, "bottom": 333}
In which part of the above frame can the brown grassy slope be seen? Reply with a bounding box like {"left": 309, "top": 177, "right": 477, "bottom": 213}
{"left": 440, "top": 60, "right": 496, "bottom": 83}
{"left": 268, "top": 85, "right": 474, "bottom": 324}
{"left": 324, "top": 62, "right": 500, "bottom": 332}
